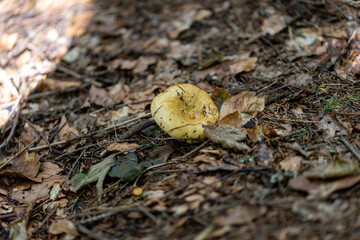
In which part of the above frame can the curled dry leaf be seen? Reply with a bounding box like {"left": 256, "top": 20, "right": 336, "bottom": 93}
{"left": 219, "top": 91, "right": 265, "bottom": 120}
{"left": 218, "top": 112, "right": 252, "bottom": 128}
{"left": 204, "top": 125, "right": 250, "bottom": 152}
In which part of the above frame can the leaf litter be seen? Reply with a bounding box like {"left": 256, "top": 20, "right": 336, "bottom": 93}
{"left": 1, "top": 0, "right": 360, "bottom": 239}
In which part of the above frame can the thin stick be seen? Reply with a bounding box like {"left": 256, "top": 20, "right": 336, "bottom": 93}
{"left": 29, "top": 113, "right": 152, "bottom": 151}
{"left": 340, "top": 137, "right": 360, "bottom": 161}
{"left": 30, "top": 205, "right": 58, "bottom": 237}
{"left": 0, "top": 137, "right": 39, "bottom": 170}
{"left": 0, "top": 98, "right": 21, "bottom": 149}
{"left": 76, "top": 223, "right": 107, "bottom": 240}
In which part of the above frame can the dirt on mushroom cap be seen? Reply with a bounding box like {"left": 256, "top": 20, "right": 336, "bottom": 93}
{"left": 151, "top": 84, "right": 219, "bottom": 142}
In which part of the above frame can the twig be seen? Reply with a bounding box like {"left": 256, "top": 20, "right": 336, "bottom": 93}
{"left": 324, "top": 69, "right": 357, "bottom": 84}
{"left": 63, "top": 148, "right": 88, "bottom": 188}
{"left": 29, "top": 113, "right": 152, "bottom": 151}
{"left": 0, "top": 137, "right": 39, "bottom": 170}
{"left": 133, "top": 139, "right": 211, "bottom": 187}
{"left": 173, "top": 139, "right": 211, "bottom": 161}
{"left": 334, "top": 0, "right": 360, "bottom": 9}
{"left": 340, "top": 137, "right": 360, "bottom": 161}
{"left": 133, "top": 162, "right": 179, "bottom": 187}
{"left": 118, "top": 118, "right": 154, "bottom": 140}
{"left": 0, "top": 105, "right": 20, "bottom": 149}
{"left": 263, "top": 117, "right": 319, "bottom": 124}
{"left": 57, "top": 65, "right": 102, "bottom": 87}
{"left": 76, "top": 223, "right": 107, "bottom": 240}
{"left": 30, "top": 205, "right": 58, "bottom": 237}
{"left": 0, "top": 98, "right": 21, "bottom": 149}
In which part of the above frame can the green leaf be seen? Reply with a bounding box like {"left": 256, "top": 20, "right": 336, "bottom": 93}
{"left": 70, "top": 154, "right": 116, "bottom": 196}
{"left": 108, "top": 153, "right": 139, "bottom": 178}
{"left": 120, "top": 164, "right": 144, "bottom": 182}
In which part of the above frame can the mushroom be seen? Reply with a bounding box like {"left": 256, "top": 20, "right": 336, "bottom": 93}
{"left": 151, "top": 84, "right": 219, "bottom": 142}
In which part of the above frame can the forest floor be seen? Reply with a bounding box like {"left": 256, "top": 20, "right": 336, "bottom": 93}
{"left": 1, "top": 0, "right": 360, "bottom": 239}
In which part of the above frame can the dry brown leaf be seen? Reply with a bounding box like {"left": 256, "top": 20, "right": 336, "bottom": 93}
{"left": 58, "top": 115, "right": 80, "bottom": 143}
{"left": 133, "top": 56, "right": 157, "bottom": 73}
{"left": 11, "top": 175, "right": 66, "bottom": 204}
{"left": 335, "top": 27, "right": 360, "bottom": 80}
{"left": 280, "top": 155, "right": 303, "bottom": 171}
{"left": 219, "top": 91, "right": 265, "bottom": 120}
{"left": 30, "top": 162, "right": 62, "bottom": 183}
{"left": 218, "top": 112, "right": 252, "bottom": 128}
{"left": 204, "top": 125, "right": 250, "bottom": 152}
{"left": 229, "top": 57, "right": 258, "bottom": 75}
{"left": 261, "top": 14, "right": 286, "bottom": 36}
{"left": 244, "top": 125, "right": 265, "bottom": 143}
{"left": 215, "top": 205, "right": 267, "bottom": 226}
{"left": 89, "top": 85, "right": 114, "bottom": 107}
{"left": 288, "top": 175, "right": 360, "bottom": 197}
{"left": 107, "top": 142, "right": 140, "bottom": 154}
{"left": 120, "top": 59, "right": 138, "bottom": 70}
{"left": 49, "top": 219, "right": 78, "bottom": 237}
{"left": 318, "top": 114, "right": 348, "bottom": 138}
{"left": 0, "top": 151, "right": 40, "bottom": 180}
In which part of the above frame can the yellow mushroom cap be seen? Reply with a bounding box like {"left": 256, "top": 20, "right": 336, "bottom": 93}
{"left": 151, "top": 84, "right": 219, "bottom": 142}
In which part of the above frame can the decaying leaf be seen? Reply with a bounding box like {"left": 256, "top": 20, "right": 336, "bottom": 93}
{"left": 204, "top": 125, "right": 250, "bottom": 152}
{"left": 318, "top": 114, "right": 348, "bottom": 138}
{"left": 305, "top": 156, "right": 359, "bottom": 179}
{"left": 109, "top": 152, "right": 162, "bottom": 182}
{"left": 108, "top": 153, "right": 139, "bottom": 181}
{"left": 70, "top": 154, "right": 116, "bottom": 195}
{"left": 211, "top": 87, "right": 231, "bottom": 110}
{"left": 288, "top": 175, "right": 360, "bottom": 197}
{"left": 215, "top": 204, "right": 267, "bottom": 226}
{"left": 219, "top": 91, "right": 265, "bottom": 120}
{"left": 292, "top": 199, "right": 354, "bottom": 223}
{"left": 9, "top": 219, "right": 27, "bottom": 240}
